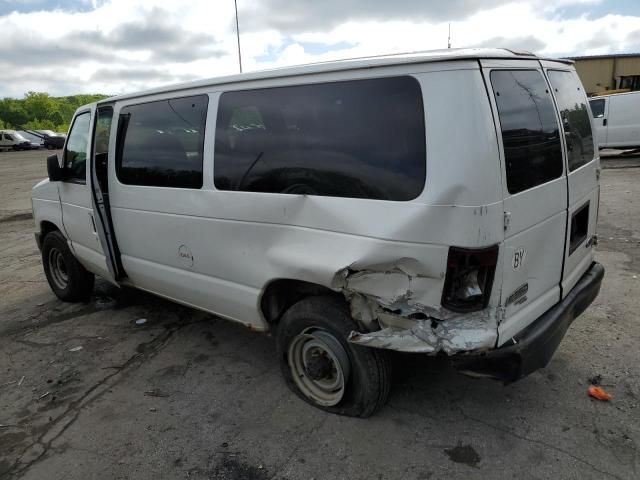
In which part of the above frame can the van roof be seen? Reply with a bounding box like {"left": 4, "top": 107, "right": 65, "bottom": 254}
{"left": 590, "top": 90, "right": 640, "bottom": 100}
{"left": 101, "top": 47, "right": 572, "bottom": 104}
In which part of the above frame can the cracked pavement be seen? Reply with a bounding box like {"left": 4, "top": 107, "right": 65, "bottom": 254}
{"left": 1, "top": 149, "right": 639, "bottom": 479}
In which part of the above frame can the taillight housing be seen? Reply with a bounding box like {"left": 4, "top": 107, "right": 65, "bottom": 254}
{"left": 441, "top": 246, "right": 499, "bottom": 313}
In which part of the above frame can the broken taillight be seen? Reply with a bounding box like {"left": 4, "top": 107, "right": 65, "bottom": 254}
{"left": 441, "top": 246, "right": 499, "bottom": 313}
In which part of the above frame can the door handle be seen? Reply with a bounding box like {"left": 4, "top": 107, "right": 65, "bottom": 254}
{"left": 603, "top": 118, "right": 607, "bottom": 127}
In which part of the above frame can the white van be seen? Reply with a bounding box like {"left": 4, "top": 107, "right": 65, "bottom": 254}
{"left": 32, "top": 49, "right": 604, "bottom": 417}
{"left": 0, "top": 130, "right": 32, "bottom": 151}
{"left": 589, "top": 90, "right": 640, "bottom": 148}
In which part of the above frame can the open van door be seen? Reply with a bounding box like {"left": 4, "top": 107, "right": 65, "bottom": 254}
{"left": 56, "top": 106, "right": 118, "bottom": 286}
{"left": 542, "top": 64, "right": 599, "bottom": 298}
{"left": 481, "top": 59, "right": 569, "bottom": 346}
{"left": 89, "top": 105, "right": 125, "bottom": 282}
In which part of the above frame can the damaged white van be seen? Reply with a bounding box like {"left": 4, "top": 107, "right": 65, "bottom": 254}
{"left": 32, "top": 48, "right": 604, "bottom": 417}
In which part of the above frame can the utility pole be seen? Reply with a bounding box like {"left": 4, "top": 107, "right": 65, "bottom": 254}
{"left": 234, "top": 0, "right": 243, "bottom": 73}
{"left": 448, "top": 23, "right": 451, "bottom": 49}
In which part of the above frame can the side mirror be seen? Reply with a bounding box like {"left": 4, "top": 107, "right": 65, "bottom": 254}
{"left": 47, "top": 154, "right": 64, "bottom": 181}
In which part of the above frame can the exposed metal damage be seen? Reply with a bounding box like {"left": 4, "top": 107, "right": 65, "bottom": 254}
{"left": 331, "top": 258, "right": 498, "bottom": 355}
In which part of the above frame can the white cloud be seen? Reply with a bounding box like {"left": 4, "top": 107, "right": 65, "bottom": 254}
{"left": 0, "top": 0, "right": 638, "bottom": 97}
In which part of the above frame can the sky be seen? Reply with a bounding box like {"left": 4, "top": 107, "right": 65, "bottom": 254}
{"left": 0, "top": 0, "right": 639, "bottom": 98}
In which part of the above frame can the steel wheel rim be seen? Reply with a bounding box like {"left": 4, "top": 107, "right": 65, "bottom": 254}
{"left": 48, "top": 247, "right": 68, "bottom": 290}
{"left": 288, "top": 328, "right": 350, "bottom": 406}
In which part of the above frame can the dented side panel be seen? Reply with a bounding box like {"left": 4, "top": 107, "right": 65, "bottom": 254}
{"left": 106, "top": 63, "right": 507, "bottom": 350}
{"left": 338, "top": 258, "right": 501, "bottom": 355}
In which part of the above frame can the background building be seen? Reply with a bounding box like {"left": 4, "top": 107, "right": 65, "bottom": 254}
{"left": 567, "top": 53, "right": 640, "bottom": 96}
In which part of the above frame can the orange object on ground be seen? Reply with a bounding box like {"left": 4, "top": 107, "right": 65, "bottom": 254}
{"left": 588, "top": 385, "right": 612, "bottom": 401}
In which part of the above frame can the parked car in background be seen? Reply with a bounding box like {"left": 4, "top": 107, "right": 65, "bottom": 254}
{"left": 0, "top": 130, "right": 32, "bottom": 151}
{"left": 16, "top": 130, "right": 44, "bottom": 149}
{"left": 30, "top": 130, "right": 66, "bottom": 149}
{"left": 35, "top": 130, "right": 67, "bottom": 150}
{"left": 589, "top": 91, "right": 640, "bottom": 148}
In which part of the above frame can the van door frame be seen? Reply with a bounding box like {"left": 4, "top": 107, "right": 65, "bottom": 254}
{"left": 89, "top": 103, "right": 125, "bottom": 282}
{"left": 58, "top": 106, "right": 118, "bottom": 283}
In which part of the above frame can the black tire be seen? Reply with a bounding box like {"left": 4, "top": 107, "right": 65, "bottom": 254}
{"left": 42, "top": 230, "right": 94, "bottom": 301}
{"left": 276, "top": 296, "right": 391, "bottom": 417}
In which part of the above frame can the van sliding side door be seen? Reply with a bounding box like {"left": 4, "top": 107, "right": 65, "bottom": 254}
{"left": 90, "top": 105, "right": 124, "bottom": 283}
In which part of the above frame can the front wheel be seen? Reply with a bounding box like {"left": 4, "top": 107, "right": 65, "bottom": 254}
{"left": 42, "top": 231, "right": 94, "bottom": 301}
{"left": 276, "top": 296, "right": 391, "bottom": 417}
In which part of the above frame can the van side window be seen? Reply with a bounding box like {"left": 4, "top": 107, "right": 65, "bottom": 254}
{"left": 214, "top": 77, "right": 426, "bottom": 201}
{"left": 64, "top": 112, "right": 91, "bottom": 182}
{"left": 491, "top": 70, "right": 563, "bottom": 195}
{"left": 547, "top": 70, "right": 595, "bottom": 172}
{"left": 589, "top": 99, "right": 605, "bottom": 118}
{"left": 116, "top": 95, "right": 208, "bottom": 189}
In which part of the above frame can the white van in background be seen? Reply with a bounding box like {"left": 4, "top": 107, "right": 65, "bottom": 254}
{"left": 31, "top": 49, "right": 604, "bottom": 417}
{"left": 589, "top": 91, "right": 640, "bottom": 148}
{"left": 0, "top": 130, "right": 32, "bottom": 151}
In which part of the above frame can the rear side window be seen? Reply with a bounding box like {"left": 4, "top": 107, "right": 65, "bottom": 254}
{"left": 547, "top": 70, "right": 594, "bottom": 172}
{"left": 214, "top": 77, "right": 426, "bottom": 201}
{"left": 589, "top": 99, "right": 605, "bottom": 118}
{"left": 491, "top": 70, "right": 563, "bottom": 194}
{"left": 116, "top": 95, "right": 208, "bottom": 189}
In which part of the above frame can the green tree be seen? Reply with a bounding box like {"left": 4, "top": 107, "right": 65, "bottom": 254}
{"left": 23, "top": 119, "right": 56, "bottom": 130}
{"left": 24, "top": 92, "right": 55, "bottom": 122}
{"left": 0, "top": 99, "right": 29, "bottom": 128}
{"left": 49, "top": 110, "right": 64, "bottom": 127}
{"left": 0, "top": 92, "right": 109, "bottom": 130}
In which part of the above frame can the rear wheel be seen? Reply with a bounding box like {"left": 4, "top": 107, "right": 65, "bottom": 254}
{"left": 276, "top": 296, "right": 391, "bottom": 417}
{"left": 42, "top": 231, "right": 94, "bottom": 301}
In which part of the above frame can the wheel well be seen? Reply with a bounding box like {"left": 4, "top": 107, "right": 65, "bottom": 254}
{"left": 40, "top": 220, "right": 59, "bottom": 238}
{"left": 40, "top": 220, "right": 60, "bottom": 237}
{"left": 36, "top": 221, "right": 60, "bottom": 250}
{"left": 260, "top": 279, "right": 343, "bottom": 325}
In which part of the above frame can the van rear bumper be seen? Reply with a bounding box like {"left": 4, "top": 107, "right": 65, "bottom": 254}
{"left": 452, "top": 261, "right": 605, "bottom": 383}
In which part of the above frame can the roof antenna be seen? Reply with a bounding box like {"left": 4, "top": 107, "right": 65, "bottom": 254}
{"left": 234, "top": 0, "right": 243, "bottom": 73}
{"left": 448, "top": 23, "right": 452, "bottom": 49}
